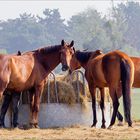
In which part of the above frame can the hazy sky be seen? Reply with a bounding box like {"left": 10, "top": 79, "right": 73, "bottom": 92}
{"left": 0, "top": 1, "right": 125, "bottom": 21}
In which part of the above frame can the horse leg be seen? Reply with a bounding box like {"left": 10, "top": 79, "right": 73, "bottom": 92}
{"left": 0, "top": 92, "right": 12, "bottom": 128}
{"left": 29, "top": 90, "right": 35, "bottom": 128}
{"left": 34, "top": 86, "right": 44, "bottom": 128}
{"left": 88, "top": 85, "right": 97, "bottom": 127}
{"left": 108, "top": 88, "right": 119, "bottom": 129}
{"left": 117, "top": 111, "right": 123, "bottom": 126}
{"left": 12, "top": 92, "right": 21, "bottom": 128}
{"left": 31, "top": 85, "right": 44, "bottom": 128}
{"left": 99, "top": 88, "right": 106, "bottom": 128}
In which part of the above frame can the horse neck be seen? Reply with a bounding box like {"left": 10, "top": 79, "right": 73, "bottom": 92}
{"left": 45, "top": 52, "right": 60, "bottom": 72}
{"left": 36, "top": 47, "right": 61, "bottom": 72}
{"left": 75, "top": 52, "right": 91, "bottom": 70}
{"left": 79, "top": 61, "right": 88, "bottom": 70}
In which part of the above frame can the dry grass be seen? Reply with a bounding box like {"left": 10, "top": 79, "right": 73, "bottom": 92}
{"left": 1, "top": 122, "right": 140, "bottom": 140}
{"left": 21, "top": 74, "right": 90, "bottom": 107}
{"left": 41, "top": 80, "right": 76, "bottom": 105}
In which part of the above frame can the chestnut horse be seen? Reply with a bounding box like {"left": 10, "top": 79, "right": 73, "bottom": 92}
{"left": 67, "top": 50, "right": 134, "bottom": 128}
{"left": 0, "top": 40, "right": 75, "bottom": 128}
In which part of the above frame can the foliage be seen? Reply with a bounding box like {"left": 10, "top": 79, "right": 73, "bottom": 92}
{"left": 113, "top": 2, "right": 140, "bottom": 54}
{"left": 0, "top": 2, "right": 140, "bottom": 72}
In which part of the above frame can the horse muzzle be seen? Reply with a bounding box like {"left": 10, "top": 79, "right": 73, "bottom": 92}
{"left": 62, "top": 65, "right": 69, "bottom": 71}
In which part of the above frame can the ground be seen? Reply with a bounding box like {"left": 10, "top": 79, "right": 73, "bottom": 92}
{"left": 0, "top": 122, "right": 140, "bottom": 140}
{"left": 1, "top": 89, "right": 140, "bottom": 140}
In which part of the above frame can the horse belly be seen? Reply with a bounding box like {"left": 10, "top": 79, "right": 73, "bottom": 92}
{"left": 7, "top": 79, "right": 34, "bottom": 92}
{"left": 92, "top": 63, "right": 107, "bottom": 87}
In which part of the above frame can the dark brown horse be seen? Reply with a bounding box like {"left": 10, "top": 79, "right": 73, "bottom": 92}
{"left": 67, "top": 50, "right": 134, "bottom": 128}
{"left": 0, "top": 40, "right": 75, "bottom": 128}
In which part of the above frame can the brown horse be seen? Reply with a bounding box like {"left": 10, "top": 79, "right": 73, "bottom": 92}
{"left": 0, "top": 40, "right": 75, "bottom": 128}
{"left": 67, "top": 50, "right": 134, "bottom": 128}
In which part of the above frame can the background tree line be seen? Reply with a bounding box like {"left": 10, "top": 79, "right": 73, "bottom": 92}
{"left": 0, "top": 1, "right": 140, "bottom": 72}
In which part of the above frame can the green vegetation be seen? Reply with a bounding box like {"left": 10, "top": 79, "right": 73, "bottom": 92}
{"left": 119, "top": 89, "right": 140, "bottom": 120}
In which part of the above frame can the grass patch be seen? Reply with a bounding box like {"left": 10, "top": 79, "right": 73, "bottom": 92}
{"left": 119, "top": 88, "right": 140, "bottom": 120}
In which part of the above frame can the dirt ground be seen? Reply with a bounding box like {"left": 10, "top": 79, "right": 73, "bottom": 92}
{"left": 1, "top": 122, "right": 140, "bottom": 140}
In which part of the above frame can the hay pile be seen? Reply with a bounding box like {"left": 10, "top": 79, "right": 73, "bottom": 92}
{"left": 41, "top": 80, "right": 90, "bottom": 107}
{"left": 21, "top": 73, "right": 90, "bottom": 106}
{"left": 41, "top": 81, "right": 76, "bottom": 105}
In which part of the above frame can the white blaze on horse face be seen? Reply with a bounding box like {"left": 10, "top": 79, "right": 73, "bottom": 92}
{"left": 61, "top": 49, "right": 69, "bottom": 71}
{"left": 61, "top": 40, "right": 75, "bottom": 71}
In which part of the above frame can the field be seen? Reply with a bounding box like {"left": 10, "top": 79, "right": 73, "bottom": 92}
{"left": 0, "top": 89, "right": 140, "bottom": 140}
{"left": 1, "top": 122, "right": 140, "bottom": 140}
{"left": 119, "top": 88, "right": 140, "bottom": 120}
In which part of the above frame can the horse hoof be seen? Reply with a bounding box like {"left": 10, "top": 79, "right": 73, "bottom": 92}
{"left": 118, "top": 122, "right": 123, "bottom": 126}
{"left": 13, "top": 125, "right": 25, "bottom": 130}
{"left": 108, "top": 125, "right": 114, "bottom": 130}
{"left": 0, "top": 125, "right": 6, "bottom": 129}
{"left": 91, "top": 124, "right": 96, "bottom": 128}
{"left": 101, "top": 124, "right": 106, "bottom": 129}
{"left": 29, "top": 124, "right": 35, "bottom": 129}
{"left": 128, "top": 125, "right": 133, "bottom": 128}
{"left": 35, "top": 124, "right": 40, "bottom": 129}
{"left": 29, "top": 124, "right": 40, "bottom": 129}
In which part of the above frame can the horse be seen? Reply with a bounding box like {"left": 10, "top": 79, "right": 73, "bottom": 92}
{"left": 66, "top": 50, "right": 134, "bottom": 128}
{"left": 0, "top": 40, "right": 75, "bottom": 128}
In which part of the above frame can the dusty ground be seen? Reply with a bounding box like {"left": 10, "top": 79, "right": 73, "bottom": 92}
{"left": 1, "top": 122, "right": 140, "bottom": 140}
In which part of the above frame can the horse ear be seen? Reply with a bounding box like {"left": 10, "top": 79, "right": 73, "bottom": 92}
{"left": 96, "top": 50, "right": 102, "bottom": 54}
{"left": 72, "top": 47, "right": 76, "bottom": 53}
{"left": 70, "top": 40, "right": 74, "bottom": 47}
{"left": 83, "top": 48, "right": 88, "bottom": 51}
{"left": 61, "top": 40, "right": 65, "bottom": 46}
{"left": 17, "top": 51, "right": 21, "bottom": 55}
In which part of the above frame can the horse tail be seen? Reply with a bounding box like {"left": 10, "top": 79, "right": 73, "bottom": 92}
{"left": 120, "top": 58, "right": 132, "bottom": 126}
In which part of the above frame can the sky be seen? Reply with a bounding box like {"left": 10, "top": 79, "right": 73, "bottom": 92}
{"left": 0, "top": 1, "right": 125, "bottom": 21}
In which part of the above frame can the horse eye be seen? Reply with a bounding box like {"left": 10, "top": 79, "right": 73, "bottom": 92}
{"left": 70, "top": 51, "right": 73, "bottom": 54}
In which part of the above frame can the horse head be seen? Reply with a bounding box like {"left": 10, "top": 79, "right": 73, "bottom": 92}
{"left": 68, "top": 49, "right": 103, "bottom": 73}
{"left": 60, "top": 40, "right": 75, "bottom": 71}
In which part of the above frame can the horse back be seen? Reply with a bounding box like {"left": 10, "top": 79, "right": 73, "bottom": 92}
{"left": 102, "top": 50, "right": 134, "bottom": 87}
{"left": 7, "top": 53, "right": 36, "bottom": 90}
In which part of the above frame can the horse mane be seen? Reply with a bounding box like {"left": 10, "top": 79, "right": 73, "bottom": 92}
{"left": 75, "top": 51, "right": 93, "bottom": 63}
{"left": 34, "top": 45, "right": 62, "bottom": 55}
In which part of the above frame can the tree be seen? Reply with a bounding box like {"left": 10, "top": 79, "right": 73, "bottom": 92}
{"left": 38, "top": 9, "right": 68, "bottom": 44}
{"left": 67, "top": 8, "right": 112, "bottom": 52}
{"left": 0, "top": 13, "right": 51, "bottom": 53}
{"left": 114, "top": 2, "right": 140, "bottom": 51}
